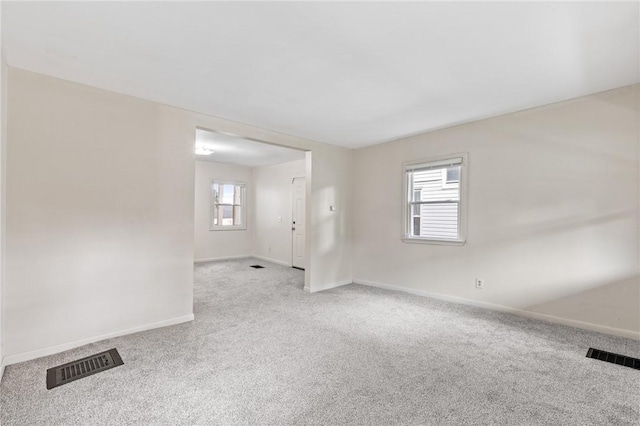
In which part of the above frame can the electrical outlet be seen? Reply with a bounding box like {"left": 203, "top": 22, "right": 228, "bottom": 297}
{"left": 475, "top": 278, "right": 484, "bottom": 289}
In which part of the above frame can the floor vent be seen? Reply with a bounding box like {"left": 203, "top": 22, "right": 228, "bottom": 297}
{"left": 250, "top": 265, "right": 265, "bottom": 269}
{"left": 46, "top": 348, "right": 124, "bottom": 390}
{"left": 586, "top": 348, "right": 640, "bottom": 370}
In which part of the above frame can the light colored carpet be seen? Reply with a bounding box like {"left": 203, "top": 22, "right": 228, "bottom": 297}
{"left": 1, "top": 258, "right": 638, "bottom": 425}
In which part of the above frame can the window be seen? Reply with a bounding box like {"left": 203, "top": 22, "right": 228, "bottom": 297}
{"left": 211, "top": 181, "right": 246, "bottom": 230}
{"left": 403, "top": 154, "right": 467, "bottom": 244}
{"left": 412, "top": 190, "right": 421, "bottom": 236}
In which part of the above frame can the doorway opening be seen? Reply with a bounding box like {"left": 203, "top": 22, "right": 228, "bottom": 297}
{"left": 191, "top": 127, "right": 310, "bottom": 286}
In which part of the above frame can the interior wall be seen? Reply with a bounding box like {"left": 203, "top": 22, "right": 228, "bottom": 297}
{"left": 5, "top": 68, "right": 196, "bottom": 361}
{"left": 352, "top": 85, "right": 640, "bottom": 336}
{"left": 194, "top": 160, "right": 253, "bottom": 262}
{"left": 253, "top": 159, "right": 306, "bottom": 266}
{"left": 0, "top": 2, "right": 6, "bottom": 378}
{"left": 308, "top": 147, "right": 353, "bottom": 291}
{"left": 4, "top": 67, "right": 353, "bottom": 361}
{"left": 0, "top": 59, "right": 5, "bottom": 377}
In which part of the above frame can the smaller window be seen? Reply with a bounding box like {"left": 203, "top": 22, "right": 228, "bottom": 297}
{"left": 211, "top": 181, "right": 246, "bottom": 230}
{"left": 446, "top": 166, "right": 460, "bottom": 183}
{"left": 441, "top": 166, "right": 460, "bottom": 188}
{"left": 403, "top": 153, "right": 467, "bottom": 245}
{"left": 412, "top": 190, "right": 421, "bottom": 235}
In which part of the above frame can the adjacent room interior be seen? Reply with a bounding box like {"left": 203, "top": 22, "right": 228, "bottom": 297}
{"left": 0, "top": 1, "right": 638, "bottom": 425}
{"left": 193, "top": 128, "right": 309, "bottom": 279}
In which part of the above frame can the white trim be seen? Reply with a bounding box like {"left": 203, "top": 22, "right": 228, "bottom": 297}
{"left": 3, "top": 314, "right": 195, "bottom": 366}
{"left": 405, "top": 156, "right": 463, "bottom": 171}
{"left": 251, "top": 255, "right": 291, "bottom": 267}
{"left": 0, "top": 358, "right": 5, "bottom": 383}
{"left": 195, "top": 255, "right": 291, "bottom": 266}
{"left": 194, "top": 255, "right": 250, "bottom": 264}
{"left": 291, "top": 177, "right": 307, "bottom": 269}
{"left": 402, "top": 237, "right": 466, "bottom": 246}
{"left": 310, "top": 280, "right": 352, "bottom": 293}
{"left": 354, "top": 279, "right": 640, "bottom": 340}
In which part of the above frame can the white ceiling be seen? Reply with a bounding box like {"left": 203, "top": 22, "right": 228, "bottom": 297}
{"left": 4, "top": 2, "right": 639, "bottom": 149}
{"left": 195, "top": 128, "right": 305, "bottom": 168}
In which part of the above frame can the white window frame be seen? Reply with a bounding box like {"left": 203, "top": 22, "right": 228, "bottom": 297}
{"left": 210, "top": 180, "right": 247, "bottom": 231}
{"left": 402, "top": 153, "right": 468, "bottom": 245}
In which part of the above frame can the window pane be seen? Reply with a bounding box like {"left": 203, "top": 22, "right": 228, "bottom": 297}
{"left": 234, "top": 185, "right": 243, "bottom": 205}
{"left": 446, "top": 166, "right": 460, "bottom": 183}
{"left": 221, "top": 184, "right": 235, "bottom": 204}
{"left": 234, "top": 206, "right": 243, "bottom": 226}
{"left": 222, "top": 205, "right": 233, "bottom": 219}
{"left": 213, "top": 183, "right": 219, "bottom": 203}
{"left": 416, "top": 202, "right": 459, "bottom": 239}
{"left": 221, "top": 205, "right": 233, "bottom": 225}
{"left": 413, "top": 216, "right": 420, "bottom": 235}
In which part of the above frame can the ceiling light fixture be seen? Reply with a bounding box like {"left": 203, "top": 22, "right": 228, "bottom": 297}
{"left": 195, "top": 146, "right": 214, "bottom": 156}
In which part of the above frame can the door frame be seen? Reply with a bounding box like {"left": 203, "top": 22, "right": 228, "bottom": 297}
{"left": 291, "top": 176, "right": 306, "bottom": 270}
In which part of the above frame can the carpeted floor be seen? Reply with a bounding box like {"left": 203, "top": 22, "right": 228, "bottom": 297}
{"left": 1, "top": 258, "right": 639, "bottom": 425}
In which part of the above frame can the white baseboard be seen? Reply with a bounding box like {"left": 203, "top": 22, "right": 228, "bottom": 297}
{"left": 354, "top": 279, "right": 640, "bottom": 340}
{"left": 194, "top": 255, "right": 249, "bottom": 264}
{"left": 251, "top": 255, "right": 291, "bottom": 267}
{"left": 194, "top": 254, "right": 292, "bottom": 268}
{"left": 310, "top": 279, "right": 352, "bottom": 293}
{"left": 3, "top": 313, "right": 195, "bottom": 366}
{"left": 0, "top": 358, "right": 5, "bottom": 383}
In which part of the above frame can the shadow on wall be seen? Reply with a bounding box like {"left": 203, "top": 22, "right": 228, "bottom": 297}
{"left": 316, "top": 184, "right": 351, "bottom": 284}
{"left": 317, "top": 186, "right": 337, "bottom": 255}
{"left": 463, "top": 94, "right": 639, "bottom": 315}
{"left": 384, "top": 214, "right": 640, "bottom": 332}
{"left": 397, "top": 207, "right": 638, "bottom": 307}
{"left": 355, "top": 89, "right": 640, "bottom": 333}
{"left": 528, "top": 274, "right": 640, "bottom": 331}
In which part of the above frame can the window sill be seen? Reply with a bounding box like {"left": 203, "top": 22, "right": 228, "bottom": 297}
{"left": 402, "top": 237, "right": 466, "bottom": 246}
{"left": 210, "top": 226, "right": 247, "bottom": 231}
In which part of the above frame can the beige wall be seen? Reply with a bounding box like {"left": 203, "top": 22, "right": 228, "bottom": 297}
{"left": 194, "top": 160, "right": 253, "bottom": 261}
{"left": 253, "top": 159, "right": 306, "bottom": 266}
{"left": 353, "top": 85, "right": 640, "bottom": 337}
{"left": 309, "top": 148, "right": 353, "bottom": 290}
{"left": 0, "top": 3, "right": 6, "bottom": 375}
{"left": 5, "top": 68, "right": 196, "bottom": 360}
{"left": 4, "top": 68, "right": 354, "bottom": 362}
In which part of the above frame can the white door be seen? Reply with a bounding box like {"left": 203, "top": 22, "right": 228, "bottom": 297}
{"left": 292, "top": 178, "right": 306, "bottom": 269}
